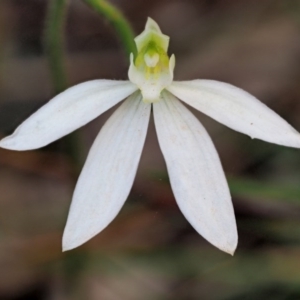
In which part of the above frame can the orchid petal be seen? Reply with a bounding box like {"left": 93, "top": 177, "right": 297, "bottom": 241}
{"left": 153, "top": 91, "right": 237, "bottom": 254}
{"left": 63, "top": 92, "right": 150, "bottom": 251}
{"left": 168, "top": 80, "right": 300, "bottom": 148}
{"left": 0, "top": 80, "right": 137, "bottom": 150}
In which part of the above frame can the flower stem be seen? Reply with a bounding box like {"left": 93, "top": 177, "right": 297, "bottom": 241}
{"left": 83, "top": 0, "right": 137, "bottom": 58}
{"left": 45, "top": 0, "right": 68, "bottom": 94}
{"left": 44, "top": 0, "right": 83, "bottom": 170}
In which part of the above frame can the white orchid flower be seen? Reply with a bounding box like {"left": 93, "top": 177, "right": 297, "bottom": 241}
{"left": 1, "top": 18, "right": 300, "bottom": 255}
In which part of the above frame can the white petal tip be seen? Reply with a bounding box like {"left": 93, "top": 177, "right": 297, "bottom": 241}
{"left": 251, "top": 131, "right": 300, "bottom": 148}
{"left": 62, "top": 228, "right": 88, "bottom": 252}
{"left": 62, "top": 245, "right": 71, "bottom": 252}
{"left": 218, "top": 238, "right": 237, "bottom": 256}
{"left": 62, "top": 235, "right": 83, "bottom": 252}
{"left": 285, "top": 132, "right": 300, "bottom": 148}
{"left": 62, "top": 244, "right": 76, "bottom": 252}
{"left": 62, "top": 228, "right": 101, "bottom": 251}
{"left": 0, "top": 136, "right": 19, "bottom": 150}
{"left": 206, "top": 228, "right": 238, "bottom": 256}
{"left": 225, "top": 247, "right": 236, "bottom": 256}
{"left": 0, "top": 135, "right": 41, "bottom": 151}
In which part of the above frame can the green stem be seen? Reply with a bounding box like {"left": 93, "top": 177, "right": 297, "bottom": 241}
{"left": 45, "top": 0, "right": 68, "bottom": 93}
{"left": 44, "top": 0, "right": 83, "bottom": 171}
{"left": 83, "top": 0, "right": 137, "bottom": 58}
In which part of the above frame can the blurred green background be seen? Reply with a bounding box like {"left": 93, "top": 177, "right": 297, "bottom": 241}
{"left": 1, "top": 0, "right": 300, "bottom": 299}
